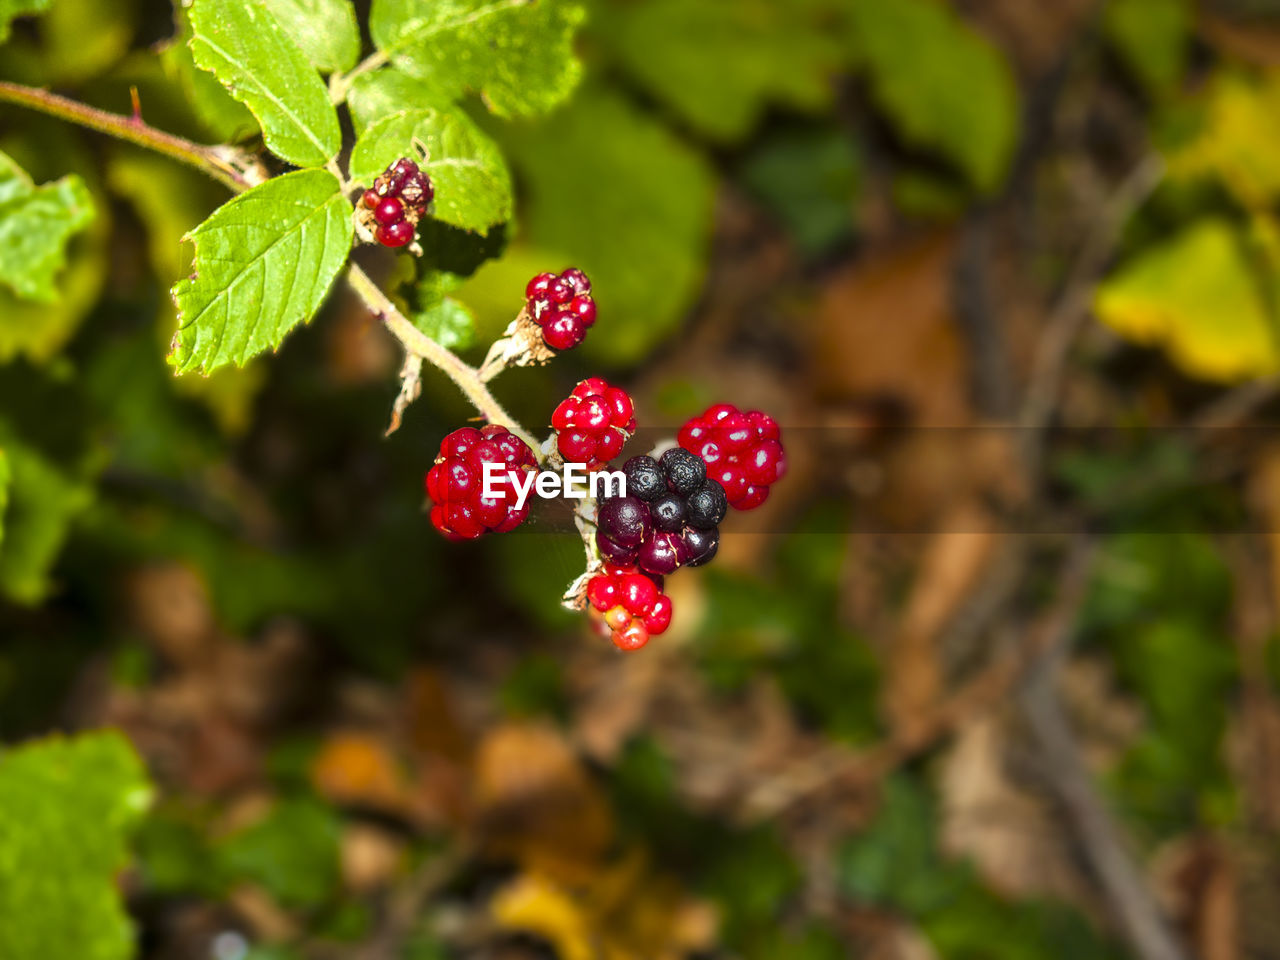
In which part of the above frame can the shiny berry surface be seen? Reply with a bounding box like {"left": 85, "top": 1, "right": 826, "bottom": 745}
{"left": 365, "top": 157, "right": 434, "bottom": 249}
{"left": 551, "top": 379, "right": 636, "bottom": 470}
{"left": 424, "top": 425, "right": 536, "bottom": 540}
{"left": 583, "top": 564, "right": 674, "bottom": 651}
{"left": 678, "top": 404, "right": 786, "bottom": 510}
{"left": 524, "top": 267, "right": 595, "bottom": 351}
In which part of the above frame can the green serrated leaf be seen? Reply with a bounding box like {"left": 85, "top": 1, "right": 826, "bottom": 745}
{"left": 0, "top": 437, "right": 94, "bottom": 604}
{"left": 369, "top": 0, "right": 586, "bottom": 117}
{"left": 171, "top": 168, "right": 353, "bottom": 374}
{"left": 0, "top": 731, "right": 151, "bottom": 960}
{"left": 464, "top": 84, "right": 715, "bottom": 363}
{"left": 0, "top": 0, "right": 48, "bottom": 43}
{"left": 189, "top": 0, "right": 342, "bottom": 166}
{"left": 347, "top": 68, "right": 455, "bottom": 134}
{"left": 850, "top": 0, "right": 1019, "bottom": 192}
{"left": 351, "top": 109, "right": 512, "bottom": 233}
{"left": 1095, "top": 218, "right": 1280, "bottom": 382}
{"left": 0, "top": 150, "right": 94, "bottom": 302}
{"left": 107, "top": 152, "right": 268, "bottom": 434}
{"left": 593, "top": 0, "right": 845, "bottom": 142}
{"left": 160, "top": 8, "right": 260, "bottom": 143}
{"left": 1103, "top": 0, "right": 1190, "bottom": 98}
{"left": 260, "top": 0, "right": 360, "bottom": 73}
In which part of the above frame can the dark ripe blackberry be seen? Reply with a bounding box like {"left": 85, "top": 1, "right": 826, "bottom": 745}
{"left": 596, "top": 529, "right": 639, "bottom": 565}
{"left": 623, "top": 455, "right": 666, "bottom": 502}
{"left": 638, "top": 531, "right": 682, "bottom": 576}
{"left": 660, "top": 447, "right": 706, "bottom": 497}
{"left": 651, "top": 494, "right": 686, "bottom": 532}
{"left": 597, "top": 495, "right": 650, "bottom": 548}
{"left": 682, "top": 526, "right": 719, "bottom": 567}
{"left": 685, "top": 479, "right": 728, "bottom": 529}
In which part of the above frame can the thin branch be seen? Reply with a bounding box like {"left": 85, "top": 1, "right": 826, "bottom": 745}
{"left": 0, "top": 81, "right": 259, "bottom": 192}
{"left": 1, "top": 79, "right": 541, "bottom": 453}
{"left": 1019, "top": 154, "right": 1166, "bottom": 476}
{"left": 345, "top": 263, "right": 540, "bottom": 451}
{"left": 1020, "top": 545, "right": 1191, "bottom": 960}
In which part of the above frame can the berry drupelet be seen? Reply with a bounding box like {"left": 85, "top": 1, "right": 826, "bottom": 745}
{"left": 551, "top": 378, "right": 636, "bottom": 470}
{"left": 360, "top": 157, "right": 434, "bottom": 249}
{"left": 525, "top": 268, "right": 596, "bottom": 351}
{"left": 425, "top": 425, "right": 536, "bottom": 540}
{"left": 595, "top": 450, "right": 728, "bottom": 576}
{"left": 678, "top": 404, "right": 785, "bottom": 510}
{"left": 586, "top": 564, "right": 673, "bottom": 651}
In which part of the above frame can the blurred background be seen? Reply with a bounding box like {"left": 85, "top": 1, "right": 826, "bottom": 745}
{"left": 4, "top": 0, "right": 1280, "bottom": 958}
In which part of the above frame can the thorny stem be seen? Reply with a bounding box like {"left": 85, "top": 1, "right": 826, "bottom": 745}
{"left": 0, "top": 81, "right": 258, "bottom": 192}
{"left": 346, "top": 263, "right": 540, "bottom": 451}
{"left": 0, "top": 79, "right": 540, "bottom": 451}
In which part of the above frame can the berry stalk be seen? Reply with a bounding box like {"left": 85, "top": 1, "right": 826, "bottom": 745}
{"left": 346, "top": 263, "right": 540, "bottom": 452}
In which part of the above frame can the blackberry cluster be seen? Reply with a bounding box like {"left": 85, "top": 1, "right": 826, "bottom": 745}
{"left": 425, "top": 425, "right": 536, "bottom": 540}
{"left": 678, "top": 404, "right": 786, "bottom": 510}
{"left": 595, "top": 449, "right": 728, "bottom": 576}
{"left": 525, "top": 268, "right": 596, "bottom": 351}
{"left": 360, "top": 157, "right": 434, "bottom": 248}
{"left": 586, "top": 564, "right": 673, "bottom": 651}
{"left": 551, "top": 377, "right": 636, "bottom": 470}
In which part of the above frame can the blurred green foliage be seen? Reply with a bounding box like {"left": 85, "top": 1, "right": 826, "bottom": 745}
{"left": 839, "top": 777, "right": 1124, "bottom": 960}
{"left": 0, "top": 732, "right": 151, "bottom": 960}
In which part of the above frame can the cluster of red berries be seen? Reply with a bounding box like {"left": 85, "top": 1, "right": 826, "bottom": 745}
{"left": 525, "top": 268, "right": 596, "bottom": 351}
{"left": 551, "top": 377, "right": 636, "bottom": 470}
{"left": 424, "top": 425, "right": 536, "bottom": 540}
{"left": 422, "top": 270, "right": 787, "bottom": 652}
{"left": 360, "top": 157, "right": 434, "bottom": 248}
{"left": 585, "top": 565, "right": 672, "bottom": 651}
{"left": 678, "top": 404, "right": 786, "bottom": 510}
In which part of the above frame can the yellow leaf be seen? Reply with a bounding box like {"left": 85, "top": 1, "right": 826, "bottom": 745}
{"left": 491, "top": 873, "right": 599, "bottom": 960}
{"left": 1094, "top": 218, "right": 1280, "bottom": 382}
{"left": 1168, "top": 69, "right": 1280, "bottom": 209}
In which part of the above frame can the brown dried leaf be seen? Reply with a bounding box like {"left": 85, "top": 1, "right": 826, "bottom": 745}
{"left": 472, "top": 722, "right": 613, "bottom": 883}
{"left": 311, "top": 731, "right": 415, "bottom": 815}
{"left": 815, "top": 231, "right": 970, "bottom": 426}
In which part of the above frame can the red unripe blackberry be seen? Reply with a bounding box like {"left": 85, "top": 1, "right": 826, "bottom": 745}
{"left": 645, "top": 594, "right": 673, "bottom": 633}
{"left": 561, "top": 267, "right": 591, "bottom": 295}
{"left": 524, "top": 268, "right": 595, "bottom": 351}
{"left": 374, "top": 197, "right": 404, "bottom": 226}
{"left": 544, "top": 313, "right": 587, "bottom": 351}
{"left": 584, "top": 564, "right": 673, "bottom": 651}
{"left": 425, "top": 424, "right": 536, "bottom": 540}
{"left": 526, "top": 272, "right": 557, "bottom": 301}
{"left": 568, "top": 295, "right": 596, "bottom": 326}
{"left": 376, "top": 221, "right": 413, "bottom": 247}
{"left": 551, "top": 379, "right": 636, "bottom": 470}
{"left": 364, "top": 157, "right": 434, "bottom": 250}
{"left": 614, "top": 621, "right": 649, "bottom": 651}
{"left": 678, "top": 404, "right": 786, "bottom": 510}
